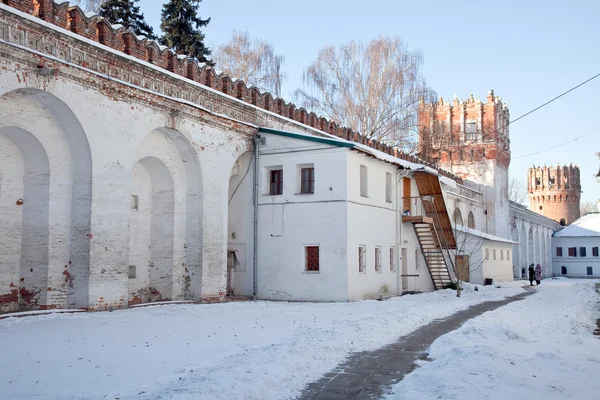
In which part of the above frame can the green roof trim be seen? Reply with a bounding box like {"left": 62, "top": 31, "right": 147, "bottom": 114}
{"left": 258, "top": 127, "right": 355, "bottom": 148}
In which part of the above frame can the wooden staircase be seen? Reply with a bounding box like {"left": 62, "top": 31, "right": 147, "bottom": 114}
{"left": 404, "top": 170, "right": 458, "bottom": 290}
{"left": 408, "top": 217, "right": 453, "bottom": 289}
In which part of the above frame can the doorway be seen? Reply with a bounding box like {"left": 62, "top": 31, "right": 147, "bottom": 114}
{"left": 456, "top": 255, "right": 470, "bottom": 282}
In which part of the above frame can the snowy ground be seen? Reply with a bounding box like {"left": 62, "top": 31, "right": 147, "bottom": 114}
{"left": 0, "top": 283, "right": 525, "bottom": 400}
{"left": 386, "top": 279, "right": 600, "bottom": 400}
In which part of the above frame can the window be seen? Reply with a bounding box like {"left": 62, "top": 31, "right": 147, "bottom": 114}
{"left": 568, "top": 247, "right": 577, "bottom": 257}
{"left": 358, "top": 246, "right": 366, "bottom": 273}
{"left": 360, "top": 165, "right": 368, "bottom": 197}
{"left": 390, "top": 247, "right": 396, "bottom": 272}
{"left": 128, "top": 265, "right": 136, "bottom": 279}
{"left": 593, "top": 247, "right": 599, "bottom": 257}
{"left": 500, "top": 250, "right": 504, "bottom": 260}
{"left": 465, "top": 121, "right": 477, "bottom": 141}
{"left": 587, "top": 266, "right": 593, "bottom": 276}
{"left": 300, "top": 167, "right": 315, "bottom": 194}
{"left": 580, "top": 247, "right": 587, "bottom": 257}
{"left": 556, "top": 247, "right": 563, "bottom": 257}
{"left": 269, "top": 169, "right": 283, "bottom": 195}
{"left": 375, "top": 247, "right": 382, "bottom": 272}
{"left": 484, "top": 248, "right": 490, "bottom": 261}
{"left": 493, "top": 249, "right": 497, "bottom": 260}
{"left": 561, "top": 266, "right": 567, "bottom": 275}
{"left": 385, "top": 172, "right": 392, "bottom": 203}
{"left": 131, "top": 195, "right": 139, "bottom": 210}
{"left": 507, "top": 250, "right": 511, "bottom": 261}
{"left": 305, "top": 246, "right": 320, "bottom": 271}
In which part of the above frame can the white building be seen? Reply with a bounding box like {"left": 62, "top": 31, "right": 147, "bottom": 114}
{"left": 454, "top": 226, "right": 517, "bottom": 285}
{"left": 552, "top": 213, "right": 600, "bottom": 278}
{"left": 227, "top": 127, "right": 517, "bottom": 301}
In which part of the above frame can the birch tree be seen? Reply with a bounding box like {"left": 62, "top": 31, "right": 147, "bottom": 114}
{"left": 508, "top": 172, "right": 528, "bottom": 205}
{"left": 295, "top": 36, "right": 435, "bottom": 151}
{"left": 213, "top": 31, "right": 286, "bottom": 97}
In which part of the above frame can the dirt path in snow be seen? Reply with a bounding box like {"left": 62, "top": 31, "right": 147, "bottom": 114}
{"left": 296, "top": 288, "right": 535, "bottom": 400}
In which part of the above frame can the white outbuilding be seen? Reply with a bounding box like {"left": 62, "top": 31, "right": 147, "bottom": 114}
{"left": 552, "top": 213, "right": 600, "bottom": 277}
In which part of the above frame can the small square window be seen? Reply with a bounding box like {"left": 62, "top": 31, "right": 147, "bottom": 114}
{"left": 561, "top": 266, "right": 567, "bottom": 275}
{"left": 300, "top": 167, "right": 315, "bottom": 194}
{"left": 269, "top": 169, "right": 283, "bottom": 195}
{"left": 305, "top": 246, "right": 320, "bottom": 272}
{"left": 128, "top": 265, "right": 136, "bottom": 279}
{"left": 131, "top": 195, "right": 139, "bottom": 210}
{"left": 358, "top": 246, "right": 366, "bottom": 273}
{"left": 556, "top": 247, "right": 563, "bottom": 257}
{"left": 375, "top": 246, "right": 381, "bottom": 272}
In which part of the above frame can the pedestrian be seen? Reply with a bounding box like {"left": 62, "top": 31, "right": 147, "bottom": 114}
{"left": 535, "top": 264, "right": 542, "bottom": 285}
{"left": 528, "top": 264, "right": 535, "bottom": 286}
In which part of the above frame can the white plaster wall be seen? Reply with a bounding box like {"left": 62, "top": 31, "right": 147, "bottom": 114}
{"left": 0, "top": 56, "right": 251, "bottom": 310}
{"left": 256, "top": 134, "right": 349, "bottom": 301}
{"left": 0, "top": 135, "right": 24, "bottom": 312}
{"left": 479, "top": 241, "right": 514, "bottom": 284}
{"left": 346, "top": 151, "right": 401, "bottom": 300}
{"left": 552, "top": 236, "right": 600, "bottom": 277}
{"left": 227, "top": 152, "right": 254, "bottom": 297}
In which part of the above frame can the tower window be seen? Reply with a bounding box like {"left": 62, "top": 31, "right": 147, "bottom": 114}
{"left": 465, "top": 121, "right": 477, "bottom": 141}
{"left": 539, "top": 206, "right": 542, "bottom": 210}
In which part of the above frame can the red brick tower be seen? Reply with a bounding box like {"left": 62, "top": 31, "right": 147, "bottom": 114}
{"left": 418, "top": 90, "right": 511, "bottom": 237}
{"left": 528, "top": 164, "right": 581, "bottom": 225}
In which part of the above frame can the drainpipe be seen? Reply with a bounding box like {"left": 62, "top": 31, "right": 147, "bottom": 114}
{"left": 396, "top": 169, "right": 411, "bottom": 296}
{"left": 252, "top": 133, "right": 261, "bottom": 300}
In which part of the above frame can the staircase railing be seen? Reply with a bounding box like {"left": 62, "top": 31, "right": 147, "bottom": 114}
{"left": 421, "top": 196, "right": 457, "bottom": 283}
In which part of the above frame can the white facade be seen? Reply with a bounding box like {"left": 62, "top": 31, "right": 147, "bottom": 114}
{"left": 552, "top": 213, "right": 600, "bottom": 278}
{"left": 455, "top": 227, "right": 516, "bottom": 285}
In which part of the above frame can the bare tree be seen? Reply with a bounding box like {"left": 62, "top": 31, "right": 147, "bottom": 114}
{"left": 294, "top": 36, "right": 435, "bottom": 151}
{"left": 581, "top": 201, "right": 598, "bottom": 216}
{"left": 213, "top": 31, "right": 286, "bottom": 97}
{"left": 452, "top": 225, "right": 487, "bottom": 297}
{"left": 508, "top": 172, "right": 528, "bottom": 205}
{"left": 73, "top": 0, "right": 104, "bottom": 13}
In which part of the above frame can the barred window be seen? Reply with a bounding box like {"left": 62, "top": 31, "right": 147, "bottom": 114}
{"left": 305, "top": 246, "right": 320, "bottom": 272}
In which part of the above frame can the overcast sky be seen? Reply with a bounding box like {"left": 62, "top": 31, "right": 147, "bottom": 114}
{"left": 139, "top": 0, "right": 600, "bottom": 204}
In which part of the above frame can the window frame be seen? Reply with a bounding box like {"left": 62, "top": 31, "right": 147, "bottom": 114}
{"left": 556, "top": 247, "right": 563, "bottom": 257}
{"left": 580, "top": 247, "right": 587, "bottom": 257}
{"left": 269, "top": 169, "right": 283, "bottom": 195}
{"left": 493, "top": 249, "right": 497, "bottom": 260}
{"left": 593, "top": 247, "right": 599, "bottom": 257}
{"left": 390, "top": 247, "right": 396, "bottom": 272}
{"left": 300, "top": 167, "right": 315, "bottom": 194}
{"left": 304, "top": 245, "right": 320, "bottom": 272}
{"left": 385, "top": 172, "right": 392, "bottom": 203}
{"left": 568, "top": 247, "right": 577, "bottom": 257}
{"left": 374, "top": 246, "right": 382, "bottom": 273}
{"left": 358, "top": 245, "right": 366, "bottom": 273}
{"left": 360, "top": 165, "right": 368, "bottom": 197}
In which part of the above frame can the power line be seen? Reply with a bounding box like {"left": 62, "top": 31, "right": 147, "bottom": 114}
{"left": 512, "top": 125, "right": 600, "bottom": 159}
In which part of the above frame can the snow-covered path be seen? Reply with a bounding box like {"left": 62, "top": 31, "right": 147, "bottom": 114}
{"left": 386, "top": 279, "right": 600, "bottom": 400}
{"left": 0, "top": 283, "right": 524, "bottom": 400}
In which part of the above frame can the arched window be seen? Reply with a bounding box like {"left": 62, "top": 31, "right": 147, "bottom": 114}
{"left": 453, "top": 208, "right": 463, "bottom": 226}
{"left": 467, "top": 211, "right": 475, "bottom": 229}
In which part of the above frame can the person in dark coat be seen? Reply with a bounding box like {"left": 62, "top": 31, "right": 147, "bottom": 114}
{"left": 528, "top": 264, "right": 535, "bottom": 286}
{"left": 535, "top": 264, "right": 543, "bottom": 285}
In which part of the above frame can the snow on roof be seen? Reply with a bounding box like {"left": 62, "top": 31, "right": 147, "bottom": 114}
{"left": 455, "top": 226, "right": 518, "bottom": 244}
{"left": 553, "top": 213, "right": 600, "bottom": 237}
{"left": 259, "top": 127, "right": 456, "bottom": 186}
